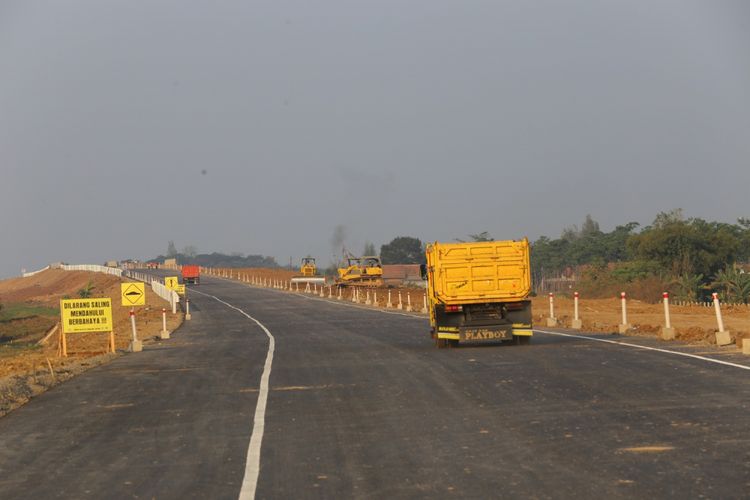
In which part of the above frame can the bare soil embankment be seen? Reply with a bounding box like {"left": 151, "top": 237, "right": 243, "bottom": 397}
{"left": 0, "top": 269, "right": 183, "bottom": 417}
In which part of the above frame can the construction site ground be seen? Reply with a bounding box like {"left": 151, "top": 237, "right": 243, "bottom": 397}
{"left": 0, "top": 269, "right": 183, "bottom": 416}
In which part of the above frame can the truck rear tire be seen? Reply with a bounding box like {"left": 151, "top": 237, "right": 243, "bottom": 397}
{"left": 514, "top": 336, "right": 531, "bottom": 346}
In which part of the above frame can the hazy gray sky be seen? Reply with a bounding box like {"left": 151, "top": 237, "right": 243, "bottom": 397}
{"left": 2, "top": 1, "right": 749, "bottom": 278}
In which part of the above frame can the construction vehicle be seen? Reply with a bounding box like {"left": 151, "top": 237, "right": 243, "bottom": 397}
{"left": 291, "top": 257, "right": 325, "bottom": 285}
{"left": 423, "top": 238, "right": 533, "bottom": 348}
{"left": 300, "top": 257, "right": 317, "bottom": 277}
{"left": 335, "top": 253, "right": 383, "bottom": 287}
{"left": 182, "top": 265, "right": 200, "bottom": 285}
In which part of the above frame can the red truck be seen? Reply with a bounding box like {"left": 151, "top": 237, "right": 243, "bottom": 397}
{"left": 182, "top": 265, "right": 200, "bottom": 285}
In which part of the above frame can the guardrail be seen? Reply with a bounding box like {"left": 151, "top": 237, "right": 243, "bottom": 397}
{"left": 61, "top": 264, "right": 123, "bottom": 277}
{"left": 23, "top": 264, "right": 123, "bottom": 278}
{"left": 22, "top": 266, "right": 51, "bottom": 277}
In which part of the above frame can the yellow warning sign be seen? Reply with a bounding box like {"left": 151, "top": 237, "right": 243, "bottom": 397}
{"left": 61, "top": 298, "right": 113, "bottom": 334}
{"left": 165, "top": 276, "right": 179, "bottom": 289}
{"left": 121, "top": 282, "right": 146, "bottom": 306}
{"left": 174, "top": 284, "right": 186, "bottom": 296}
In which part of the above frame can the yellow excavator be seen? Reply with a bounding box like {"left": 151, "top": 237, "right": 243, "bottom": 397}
{"left": 336, "top": 253, "right": 383, "bottom": 287}
{"left": 291, "top": 257, "right": 325, "bottom": 285}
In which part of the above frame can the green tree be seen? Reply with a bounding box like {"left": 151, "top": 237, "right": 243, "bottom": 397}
{"left": 78, "top": 280, "right": 94, "bottom": 298}
{"left": 380, "top": 236, "right": 424, "bottom": 264}
{"left": 363, "top": 241, "right": 377, "bottom": 256}
{"left": 468, "top": 231, "right": 492, "bottom": 242}
{"left": 671, "top": 273, "right": 704, "bottom": 301}
{"left": 182, "top": 245, "right": 198, "bottom": 258}
{"left": 711, "top": 265, "right": 750, "bottom": 303}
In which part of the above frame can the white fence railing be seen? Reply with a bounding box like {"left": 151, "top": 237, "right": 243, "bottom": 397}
{"left": 22, "top": 265, "right": 51, "bottom": 277}
{"left": 61, "top": 264, "right": 123, "bottom": 277}
{"left": 23, "top": 264, "right": 123, "bottom": 278}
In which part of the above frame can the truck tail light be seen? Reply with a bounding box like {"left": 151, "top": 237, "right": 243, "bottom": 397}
{"left": 505, "top": 302, "right": 524, "bottom": 311}
{"left": 445, "top": 305, "right": 463, "bottom": 313}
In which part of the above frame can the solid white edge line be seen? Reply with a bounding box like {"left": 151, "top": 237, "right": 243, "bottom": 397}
{"left": 535, "top": 329, "right": 750, "bottom": 371}
{"left": 190, "top": 288, "right": 274, "bottom": 500}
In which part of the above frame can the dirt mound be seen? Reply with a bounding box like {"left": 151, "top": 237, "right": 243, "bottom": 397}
{"left": 0, "top": 269, "right": 119, "bottom": 305}
{"left": 0, "top": 269, "right": 184, "bottom": 417}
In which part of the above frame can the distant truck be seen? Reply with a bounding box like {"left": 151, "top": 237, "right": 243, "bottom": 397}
{"left": 182, "top": 265, "right": 200, "bottom": 285}
{"left": 423, "top": 239, "right": 533, "bottom": 348}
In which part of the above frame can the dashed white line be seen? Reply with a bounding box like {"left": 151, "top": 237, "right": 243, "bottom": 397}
{"left": 190, "top": 288, "right": 274, "bottom": 500}
{"left": 535, "top": 329, "right": 750, "bottom": 371}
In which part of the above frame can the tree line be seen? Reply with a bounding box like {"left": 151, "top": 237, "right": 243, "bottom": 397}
{"left": 531, "top": 210, "right": 750, "bottom": 302}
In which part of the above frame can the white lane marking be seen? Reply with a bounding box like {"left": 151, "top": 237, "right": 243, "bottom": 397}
{"left": 535, "top": 329, "right": 750, "bottom": 371}
{"left": 190, "top": 288, "right": 274, "bottom": 500}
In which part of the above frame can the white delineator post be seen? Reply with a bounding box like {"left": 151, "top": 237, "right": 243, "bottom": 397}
{"left": 618, "top": 292, "right": 631, "bottom": 334}
{"left": 129, "top": 309, "right": 142, "bottom": 352}
{"left": 571, "top": 292, "right": 582, "bottom": 330}
{"left": 386, "top": 290, "right": 392, "bottom": 308}
{"left": 397, "top": 291, "right": 403, "bottom": 310}
{"left": 660, "top": 292, "right": 675, "bottom": 340}
{"left": 406, "top": 293, "right": 413, "bottom": 312}
{"left": 422, "top": 294, "right": 428, "bottom": 314}
{"left": 546, "top": 293, "right": 557, "bottom": 327}
{"left": 713, "top": 292, "right": 732, "bottom": 346}
{"left": 337, "top": 287, "right": 342, "bottom": 300}
{"left": 160, "top": 308, "right": 170, "bottom": 340}
{"left": 185, "top": 298, "right": 192, "bottom": 321}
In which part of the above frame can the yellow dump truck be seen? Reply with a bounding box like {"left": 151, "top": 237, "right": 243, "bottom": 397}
{"left": 423, "top": 239, "right": 533, "bottom": 348}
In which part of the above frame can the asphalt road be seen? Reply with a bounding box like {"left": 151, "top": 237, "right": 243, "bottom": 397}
{"left": 1, "top": 274, "right": 749, "bottom": 499}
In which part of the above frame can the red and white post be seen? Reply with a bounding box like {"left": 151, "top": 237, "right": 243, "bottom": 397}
{"left": 618, "top": 292, "right": 631, "bottom": 334}
{"left": 129, "top": 309, "right": 142, "bottom": 352}
{"left": 572, "top": 292, "right": 582, "bottom": 330}
{"left": 660, "top": 292, "right": 675, "bottom": 340}
{"left": 546, "top": 293, "right": 557, "bottom": 327}
{"left": 713, "top": 292, "right": 732, "bottom": 346}
{"left": 160, "top": 307, "right": 170, "bottom": 340}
